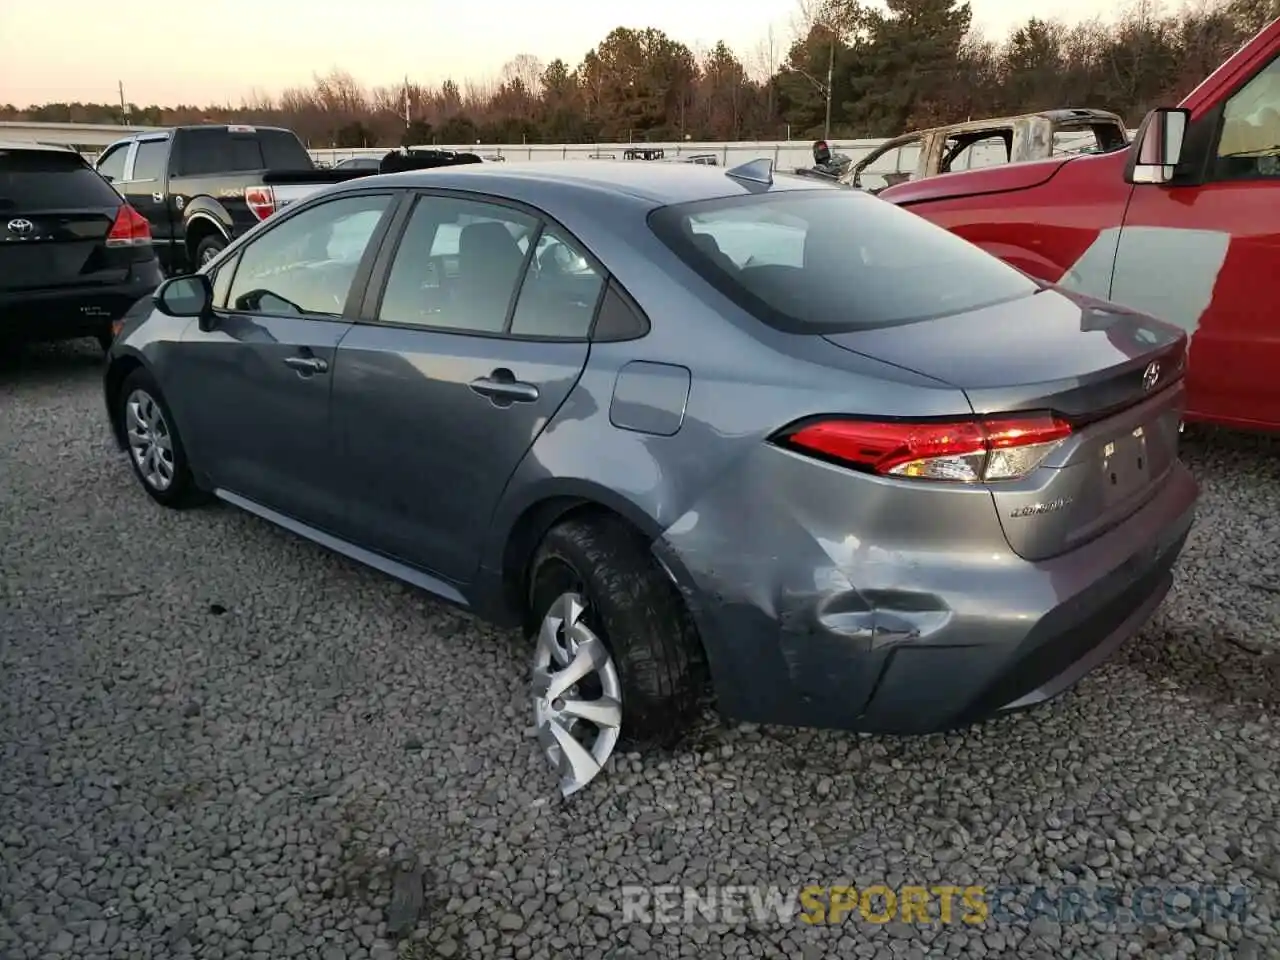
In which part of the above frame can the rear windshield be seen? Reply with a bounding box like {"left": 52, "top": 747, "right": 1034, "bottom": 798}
{"left": 0, "top": 149, "right": 120, "bottom": 210}
{"left": 173, "top": 128, "right": 314, "bottom": 176}
{"left": 647, "top": 190, "right": 1038, "bottom": 333}
{"left": 1053, "top": 122, "right": 1129, "bottom": 155}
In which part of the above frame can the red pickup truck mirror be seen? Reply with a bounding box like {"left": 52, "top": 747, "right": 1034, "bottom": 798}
{"left": 1126, "top": 107, "right": 1190, "bottom": 185}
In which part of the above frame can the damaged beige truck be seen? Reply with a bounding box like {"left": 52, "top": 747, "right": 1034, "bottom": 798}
{"left": 842, "top": 108, "right": 1131, "bottom": 192}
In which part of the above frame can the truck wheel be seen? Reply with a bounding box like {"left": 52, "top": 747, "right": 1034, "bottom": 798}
{"left": 527, "top": 514, "right": 705, "bottom": 796}
{"left": 194, "top": 235, "right": 227, "bottom": 267}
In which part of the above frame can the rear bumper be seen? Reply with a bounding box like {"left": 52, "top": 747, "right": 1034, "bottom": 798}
{"left": 655, "top": 449, "right": 1198, "bottom": 736}
{"left": 0, "top": 268, "right": 162, "bottom": 342}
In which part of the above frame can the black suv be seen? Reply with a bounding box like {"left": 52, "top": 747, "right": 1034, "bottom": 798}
{"left": 1, "top": 141, "right": 162, "bottom": 352}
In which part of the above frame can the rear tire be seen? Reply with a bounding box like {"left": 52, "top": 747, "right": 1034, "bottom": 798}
{"left": 115, "top": 367, "right": 208, "bottom": 509}
{"left": 528, "top": 515, "right": 704, "bottom": 751}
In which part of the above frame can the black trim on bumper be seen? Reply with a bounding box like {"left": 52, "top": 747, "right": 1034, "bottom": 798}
{"left": 1, "top": 274, "right": 161, "bottom": 343}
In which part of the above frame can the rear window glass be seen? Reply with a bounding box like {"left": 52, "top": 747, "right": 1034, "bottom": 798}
{"left": 648, "top": 190, "right": 1038, "bottom": 333}
{"left": 1053, "top": 123, "right": 1128, "bottom": 155}
{"left": 259, "top": 130, "right": 314, "bottom": 169}
{"left": 174, "top": 128, "right": 312, "bottom": 175}
{"left": 131, "top": 140, "right": 167, "bottom": 181}
{"left": 0, "top": 150, "right": 120, "bottom": 209}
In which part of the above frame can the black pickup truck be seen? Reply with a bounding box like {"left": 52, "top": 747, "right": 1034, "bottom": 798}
{"left": 95, "top": 125, "right": 481, "bottom": 274}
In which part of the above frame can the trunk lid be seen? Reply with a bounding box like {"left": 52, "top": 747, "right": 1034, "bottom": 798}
{"left": 824, "top": 286, "right": 1188, "bottom": 560}
{"left": 0, "top": 209, "right": 123, "bottom": 290}
{"left": 1, "top": 148, "right": 135, "bottom": 291}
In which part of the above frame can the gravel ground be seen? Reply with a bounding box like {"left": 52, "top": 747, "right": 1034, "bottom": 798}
{"left": 1, "top": 339, "right": 1277, "bottom": 960}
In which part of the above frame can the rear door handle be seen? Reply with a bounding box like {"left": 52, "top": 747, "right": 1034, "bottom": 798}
{"left": 469, "top": 369, "right": 539, "bottom": 405}
{"left": 151, "top": 192, "right": 164, "bottom": 202}
{"left": 283, "top": 355, "right": 328, "bottom": 375}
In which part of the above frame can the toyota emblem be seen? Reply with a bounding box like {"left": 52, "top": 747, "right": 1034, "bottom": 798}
{"left": 6, "top": 218, "right": 34, "bottom": 236}
{"left": 1142, "top": 361, "right": 1161, "bottom": 391}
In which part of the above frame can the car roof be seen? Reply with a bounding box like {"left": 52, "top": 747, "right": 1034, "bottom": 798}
{"left": 348, "top": 158, "right": 840, "bottom": 208}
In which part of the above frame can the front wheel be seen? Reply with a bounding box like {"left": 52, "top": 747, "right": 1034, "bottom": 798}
{"left": 528, "top": 515, "right": 705, "bottom": 796}
{"left": 115, "top": 368, "right": 208, "bottom": 509}
{"left": 193, "top": 234, "right": 227, "bottom": 267}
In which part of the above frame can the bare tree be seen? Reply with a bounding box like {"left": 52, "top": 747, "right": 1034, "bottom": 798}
{"left": 750, "top": 23, "right": 781, "bottom": 82}
{"left": 501, "top": 54, "right": 546, "bottom": 95}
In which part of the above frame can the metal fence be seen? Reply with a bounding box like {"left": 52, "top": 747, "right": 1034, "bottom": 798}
{"left": 308, "top": 131, "right": 1132, "bottom": 178}
{"left": 77, "top": 132, "right": 1135, "bottom": 179}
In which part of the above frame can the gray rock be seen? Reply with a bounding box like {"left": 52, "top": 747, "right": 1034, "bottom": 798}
{"left": 0, "top": 342, "right": 1277, "bottom": 960}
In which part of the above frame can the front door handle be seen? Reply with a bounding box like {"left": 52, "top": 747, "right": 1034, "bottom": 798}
{"left": 283, "top": 355, "right": 329, "bottom": 375}
{"left": 469, "top": 368, "right": 539, "bottom": 405}
{"left": 151, "top": 192, "right": 164, "bottom": 203}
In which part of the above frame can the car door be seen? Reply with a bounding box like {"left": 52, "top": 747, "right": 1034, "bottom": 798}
{"left": 116, "top": 135, "right": 176, "bottom": 272}
{"left": 328, "top": 191, "right": 601, "bottom": 583}
{"left": 172, "top": 190, "right": 398, "bottom": 532}
{"left": 1113, "top": 52, "right": 1280, "bottom": 429}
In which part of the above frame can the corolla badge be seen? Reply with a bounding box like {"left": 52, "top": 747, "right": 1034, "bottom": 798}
{"left": 1142, "top": 361, "right": 1161, "bottom": 391}
{"left": 1010, "top": 497, "right": 1073, "bottom": 518}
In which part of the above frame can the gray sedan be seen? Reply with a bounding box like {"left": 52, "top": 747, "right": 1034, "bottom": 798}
{"left": 103, "top": 160, "right": 1198, "bottom": 797}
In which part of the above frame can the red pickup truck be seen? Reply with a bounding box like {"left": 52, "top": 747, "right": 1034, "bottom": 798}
{"left": 881, "top": 18, "right": 1280, "bottom": 432}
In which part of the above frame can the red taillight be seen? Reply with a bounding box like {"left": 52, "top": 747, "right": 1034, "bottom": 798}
{"left": 779, "top": 414, "right": 1072, "bottom": 483}
{"left": 106, "top": 205, "right": 152, "bottom": 247}
{"left": 245, "top": 186, "right": 276, "bottom": 221}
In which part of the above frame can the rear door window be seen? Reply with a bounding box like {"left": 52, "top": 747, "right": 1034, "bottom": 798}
{"left": 173, "top": 128, "right": 237, "bottom": 175}
{"left": 0, "top": 149, "right": 121, "bottom": 209}
{"left": 649, "top": 190, "right": 1038, "bottom": 333}
{"left": 377, "top": 195, "right": 538, "bottom": 333}
{"left": 942, "top": 133, "right": 1011, "bottom": 172}
{"left": 129, "top": 140, "right": 168, "bottom": 182}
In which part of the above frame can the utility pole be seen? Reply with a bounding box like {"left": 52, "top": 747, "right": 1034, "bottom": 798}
{"left": 792, "top": 19, "right": 840, "bottom": 143}
{"left": 403, "top": 76, "right": 411, "bottom": 128}
{"left": 118, "top": 80, "right": 130, "bottom": 125}
{"left": 824, "top": 35, "right": 834, "bottom": 142}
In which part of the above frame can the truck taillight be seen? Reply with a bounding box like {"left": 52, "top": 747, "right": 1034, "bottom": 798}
{"left": 775, "top": 414, "right": 1072, "bottom": 483}
{"left": 245, "top": 186, "right": 276, "bottom": 221}
{"left": 105, "top": 205, "right": 152, "bottom": 246}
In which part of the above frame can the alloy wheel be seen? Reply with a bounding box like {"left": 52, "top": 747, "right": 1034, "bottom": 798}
{"left": 125, "top": 389, "right": 176, "bottom": 491}
{"left": 532, "top": 592, "right": 622, "bottom": 797}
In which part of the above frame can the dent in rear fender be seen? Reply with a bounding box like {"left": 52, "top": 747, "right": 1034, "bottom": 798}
{"left": 650, "top": 443, "right": 1043, "bottom": 727}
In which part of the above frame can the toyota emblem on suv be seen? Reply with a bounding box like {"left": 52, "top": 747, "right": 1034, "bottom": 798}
{"left": 1142, "top": 361, "right": 1161, "bottom": 391}
{"left": 6, "top": 218, "right": 34, "bottom": 236}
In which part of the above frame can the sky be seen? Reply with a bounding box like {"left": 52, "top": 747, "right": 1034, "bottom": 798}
{"left": 2, "top": 0, "right": 1121, "bottom": 107}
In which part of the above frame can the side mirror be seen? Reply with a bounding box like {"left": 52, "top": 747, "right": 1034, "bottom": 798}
{"left": 154, "top": 274, "right": 213, "bottom": 320}
{"left": 1126, "top": 107, "right": 1190, "bottom": 185}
